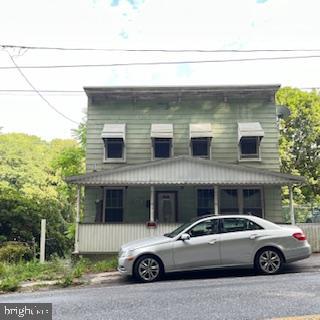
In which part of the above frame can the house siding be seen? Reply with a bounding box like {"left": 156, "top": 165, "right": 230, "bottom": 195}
{"left": 84, "top": 91, "right": 284, "bottom": 224}
{"left": 85, "top": 97, "right": 280, "bottom": 172}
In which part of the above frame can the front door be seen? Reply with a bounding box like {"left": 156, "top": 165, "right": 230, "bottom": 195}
{"left": 156, "top": 192, "right": 177, "bottom": 222}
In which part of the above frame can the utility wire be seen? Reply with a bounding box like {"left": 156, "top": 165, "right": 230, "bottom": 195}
{"left": 6, "top": 52, "right": 79, "bottom": 125}
{"left": 1, "top": 54, "right": 320, "bottom": 70}
{"left": 2, "top": 44, "right": 320, "bottom": 53}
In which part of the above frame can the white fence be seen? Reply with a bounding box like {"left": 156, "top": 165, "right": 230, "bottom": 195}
{"left": 298, "top": 223, "right": 320, "bottom": 252}
{"left": 78, "top": 223, "right": 320, "bottom": 253}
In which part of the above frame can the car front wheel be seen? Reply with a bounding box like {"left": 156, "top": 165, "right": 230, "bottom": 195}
{"left": 255, "top": 248, "right": 283, "bottom": 275}
{"left": 133, "top": 255, "right": 163, "bottom": 282}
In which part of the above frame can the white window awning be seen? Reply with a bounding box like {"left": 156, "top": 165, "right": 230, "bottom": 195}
{"left": 238, "top": 122, "right": 264, "bottom": 142}
{"left": 151, "top": 124, "right": 173, "bottom": 138}
{"left": 101, "top": 124, "right": 126, "bottom": 140}
{"left": 190, "top": 123, "right": 213, "bottom": 138}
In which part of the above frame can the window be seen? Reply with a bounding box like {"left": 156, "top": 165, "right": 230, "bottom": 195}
{"left": 238, "top": 122, "right": 264, "bottom": 161}
{"left": 240, "top": 137, "right": 260, "bottom": 159}
{"left": 197, "top": 189, "right": 214, "bottom": 216}
{"left": 187, "top": 219, "right": 219, "bottom": 237}
{"left": 191, "top": 138, "right": 210, "bottom": 158}
{"left": 101, "top": 123, "right": 126, "bottom": 162}
{"left": 104, "top": 138, "right": 124, "bottom": 159}
{"left": 105, "top": 189, "right": 123, "bottom": 222}
{"left": 153, "top": 138, "right": 172, "bottom": 158}
{"left": 221, "top": 218, "right": 263, "bottom": 233}
{"left": 220, "top": 189, "right": 239, "bottom": 214}
{"left": 243, "top": 189, "right": 263, "bottom": 217}
{"left": 151, "top": 124, "right": 173, "bottom": 159}
{"left": 189, "top": 123, "right": 212, "bottom": 159}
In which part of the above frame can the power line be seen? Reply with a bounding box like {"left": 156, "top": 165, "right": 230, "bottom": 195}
{"left": 0, "top": 87, "right": 318, "bottom": 96}
{"left": 2, "top": 44, "right": 320, "bottom": 53}
{"left": 0, "top": 89, "right": 84, "bottom": 92}
{"left": 6, "top": 52, "right": 79, "bottom": 125}
{"left": 1, "top": 54, "right": 320, "bottom": 70}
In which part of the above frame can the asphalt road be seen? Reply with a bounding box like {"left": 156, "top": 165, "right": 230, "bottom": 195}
{"left": 1, "top": 263, "right": 320, "bottom": 320}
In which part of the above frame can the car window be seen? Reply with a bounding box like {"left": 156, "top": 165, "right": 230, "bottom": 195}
{"left": 187, "top": 219, "right": 219, "bottom": 237}
{"left": 221, "top": 218, "right": 263, "bottom": 233}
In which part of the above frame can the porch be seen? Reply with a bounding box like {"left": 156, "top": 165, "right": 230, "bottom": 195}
{"left": 66, "top": 156, "right": 305, "bottom": 254}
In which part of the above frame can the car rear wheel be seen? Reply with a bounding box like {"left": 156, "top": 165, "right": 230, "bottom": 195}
{"left": 255, "top": 248, "right": 283, "bottom": 275}
{"left": 133, "top": 255, "right": 163, "bottom": 282}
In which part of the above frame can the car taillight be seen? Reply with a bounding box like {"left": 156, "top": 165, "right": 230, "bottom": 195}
{"left": 292, "top": 232, "right": 307, "bottom": 241}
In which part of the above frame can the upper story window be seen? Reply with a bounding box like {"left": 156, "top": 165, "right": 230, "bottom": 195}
{"left": 189, "top": 123, "right": 213, "bottom": 159}
{"left": 238, "top": 122, "right": 264, "bottom": 161}
{"left": 101, "top": 124, "right": 126, "bottom": 163}
{"left": 151, "top": 124, "right": 173, "bottom": 159}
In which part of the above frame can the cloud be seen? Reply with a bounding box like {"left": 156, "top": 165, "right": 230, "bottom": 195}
{"left": 110, "top": 0, "right": 144, "bottom": 9}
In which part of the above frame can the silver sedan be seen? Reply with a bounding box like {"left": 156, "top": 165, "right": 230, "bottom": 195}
{"left": 118, "top": 215, "right": 311, "bottom": 282}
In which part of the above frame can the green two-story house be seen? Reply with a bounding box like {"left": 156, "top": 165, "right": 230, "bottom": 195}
{"left": 67, "top": 85, "right": 303, "bottom": 254}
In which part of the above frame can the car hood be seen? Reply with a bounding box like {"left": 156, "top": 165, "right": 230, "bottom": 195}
{"left": 120, "top": 235, "right": 172, "bottom": 251}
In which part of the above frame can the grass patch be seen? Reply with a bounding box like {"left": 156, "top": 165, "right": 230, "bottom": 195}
{"left": 0, "top": 277, "right": 20, "bottom": 292}
{"left": 0, "top": 256, "right": 117, "bottom": 293}
{"left": 90, "top": 257, "right": 117, "bottom": 273}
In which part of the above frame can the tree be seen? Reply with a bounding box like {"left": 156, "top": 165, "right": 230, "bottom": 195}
{"left": 276, "top": 87, "right": 320, "bottom": 208}
{"left": 0, "top": 133, "right": 84, "bottom": 257}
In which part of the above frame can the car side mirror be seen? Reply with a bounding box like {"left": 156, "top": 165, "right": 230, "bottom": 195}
{"left": 180, "top": 233, "right": 190, "bottom": 241}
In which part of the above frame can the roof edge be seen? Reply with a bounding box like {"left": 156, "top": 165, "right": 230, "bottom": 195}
{"left": 65, "top": 155, "right": 304, "bottom": 185}
{"left": 83, "top": 84, "right": 281, "bottom": 97}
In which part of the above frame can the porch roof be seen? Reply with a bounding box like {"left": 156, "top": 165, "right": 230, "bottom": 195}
{"left": 66, "top": 156, "right": 304, "bottom": 186}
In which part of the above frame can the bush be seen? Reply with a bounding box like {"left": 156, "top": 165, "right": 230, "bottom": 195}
{"left": 0, "top": 277, "right": 20, "bottom": 292}
{"left": 0, "top": 243, "right": 33, "bottom": 263}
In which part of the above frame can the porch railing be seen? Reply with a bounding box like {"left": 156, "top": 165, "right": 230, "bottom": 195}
{"left": 78, "top": 223, "right": 320, "bottom": 253}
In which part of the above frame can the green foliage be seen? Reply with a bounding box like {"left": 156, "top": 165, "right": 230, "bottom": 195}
{"left": 0, "top": 259, "right": 66, "bottom": 283}
{"left": 0, "top": 256, "right": 117, "bottom": 292}
{"left": 59, "top": 273, "right": 74, "bottom": 287}
{"left": 72, "top": 258, "right": 89, "bottom": 278}
{"left": 0, "top": 277, "right": 20, "bottom": 292}
{"left": 276, "top": 88, "right": 320, "bottom": 206}
{"left": 0, "top": 243, "right": 33, "bottom": 263}
{"left": 91, "top": 257, "right": 118, "bottom": 273}
{"left": 0, "top": 133, "right": 85, "bottom": 257}
{"left": 72, "top": 120, "right": 87, "bottom": 152}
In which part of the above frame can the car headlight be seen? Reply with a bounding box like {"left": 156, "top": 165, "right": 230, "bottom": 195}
{"left": 119, "top": 249, "right": 135, "bottom": 258}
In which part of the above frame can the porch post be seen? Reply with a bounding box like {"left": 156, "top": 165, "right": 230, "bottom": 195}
{"left": 214, "top": 186, "right": 219, "bottom": 215}
{"left": 150, "top": 185, "right": 155, "bottom": 222}
{"left": 74, "top": 184, "right": 81, "bottom": 253}
{"left": 289, "top": 185, "right": 295, "bottom": 225}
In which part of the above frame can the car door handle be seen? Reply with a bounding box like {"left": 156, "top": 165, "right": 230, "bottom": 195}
{"left": 208, "top": 239, "right": 218, "bottom": 245}
{"left": 249, "top": 234, "right": 259, "bottom": 240}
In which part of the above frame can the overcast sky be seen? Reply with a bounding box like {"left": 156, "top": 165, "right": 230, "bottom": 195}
{"left": 0, "top": 0, "right": 320, "bottom": 141}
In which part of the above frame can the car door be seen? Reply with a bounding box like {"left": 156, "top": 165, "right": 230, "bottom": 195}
{"left": 219, "top": 217, "right": 264, "bottom": 265}
{"left": 172, "top": 219, "right": 221, "bottom": 270}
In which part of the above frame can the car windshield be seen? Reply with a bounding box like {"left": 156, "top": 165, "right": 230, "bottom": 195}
{"left": 164, "top": 221, "right": 195, "bottom": 238}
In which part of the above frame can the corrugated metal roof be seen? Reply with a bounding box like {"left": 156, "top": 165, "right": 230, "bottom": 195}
{"left": 66, "top": 156, "right": 304, "bottom": 186}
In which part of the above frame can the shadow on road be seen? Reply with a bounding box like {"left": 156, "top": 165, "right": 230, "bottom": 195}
{"left": 120, "top": 261, "right": 315, "bottom": 285}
